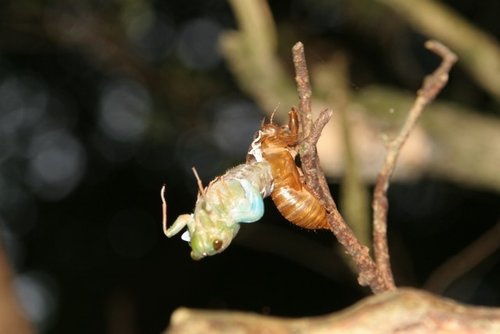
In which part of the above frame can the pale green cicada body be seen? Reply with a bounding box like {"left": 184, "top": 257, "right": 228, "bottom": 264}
{"left": 162, "top": 161, "right": 274, "bottom": 260}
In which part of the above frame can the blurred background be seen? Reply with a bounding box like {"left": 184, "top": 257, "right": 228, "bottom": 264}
{"left": 0, "top": 0, "right": 499, "bottom": 333}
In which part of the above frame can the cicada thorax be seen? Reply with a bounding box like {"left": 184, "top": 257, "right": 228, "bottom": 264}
{"left": 259, "top": 110, "right": 330, "bottom": 230}
{"left": 201, "top": 161, "right": 274, "bottom": 224}
{"left": 223, "top": 161, "right": 274, "bottom": 198}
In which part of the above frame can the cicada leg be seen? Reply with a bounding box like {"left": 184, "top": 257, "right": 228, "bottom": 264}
{"left": 286, "top": 109, "right": 299, "bottom": 145}
{"left": 161, "top": 185, "right": 193, "bottom": 238}
{"left": 161, "top": 185, "right": 168, "bottom": 235}
{"left": 165, "top": 214, "right": 193, "bottom": 238}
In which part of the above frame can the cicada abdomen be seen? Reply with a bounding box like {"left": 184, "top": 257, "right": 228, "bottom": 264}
{"left": 249, "top": 109, "right": 329, "bottom": 230}
{"left": 163, "top": 161, "right": 273, "bottom": 260}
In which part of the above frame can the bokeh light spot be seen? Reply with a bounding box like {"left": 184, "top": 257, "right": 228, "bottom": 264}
{"left": 98, "top": 79, "right": 152, "bottom": 143}
{"left": 177, "top": 18, "right": 222, "bottom": 70}
{"left": 15, "top": 272, "right": 58, "bottom": 331}
{"left": 129, "top": 12, "right": 176, "bottom": 62}
{"left": 27, "top": 130, "right": 86, "bottom": 200}
{"left": 0, "top": 76, "right": 47, "bottom": 136}
{"left": 212, "top": 100, "right": 262, "bottom": 156}
{"left": 175, "top": 130, "right": 225, "bottom": 183}
{"left": 0, "top": 221, "right": 26, "bottom": 268}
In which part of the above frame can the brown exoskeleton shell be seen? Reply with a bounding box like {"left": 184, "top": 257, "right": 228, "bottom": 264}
{"left": 249, "top": 109, "right": 329, "bottom": 230}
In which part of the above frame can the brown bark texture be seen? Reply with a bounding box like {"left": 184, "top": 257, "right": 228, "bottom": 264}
{"left": 165, "top": 288, "right": 500, "bottom": 334}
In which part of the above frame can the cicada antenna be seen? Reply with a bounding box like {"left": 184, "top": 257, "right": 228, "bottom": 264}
{"left": 160, "top": 184, "right": 168, "bottom": 236}
{"left": 191, "top": 166, "right": 205, "bottom": 194}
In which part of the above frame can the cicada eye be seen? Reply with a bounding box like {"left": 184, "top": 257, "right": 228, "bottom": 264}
{"left": 212, "top": 239, "right": 223, "bottom": 251}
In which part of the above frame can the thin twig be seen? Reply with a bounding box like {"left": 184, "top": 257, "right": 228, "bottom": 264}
{"left": 292, "top": 42, "right": 313, "bottom": 141}
{"left": 309, "top": 109, "right": 336, "bottom": 206}
{"left": 372, "top": 40, "right": 457, "bottom": 289}
{"left": 377, "top": 0, "right": 500, "bottom": 101}
{"left": 424, "top": 220, "right": 500, "bottom": 294}
{"left": 292, "top": 42, "right": 391, "bottom": 294}
{"left": 327, "top": 211, "right": 389, "bottom": 292}
{"left": 292, "top": 44, "right": 333, "bottom": 207}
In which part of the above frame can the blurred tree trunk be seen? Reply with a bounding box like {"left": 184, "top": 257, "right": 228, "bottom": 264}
{"left": 0, "top": 243, "right": 34, "bottom": 334}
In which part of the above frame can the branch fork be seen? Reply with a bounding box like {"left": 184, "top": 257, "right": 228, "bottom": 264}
{"left": 291, "top": 40, "right": 457, "bottom": 293}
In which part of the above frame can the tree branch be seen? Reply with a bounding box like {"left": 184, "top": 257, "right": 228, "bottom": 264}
{"left": 292, "top": 42, "right": 313, "bottom": 142}
{"left": 165, "top": 288, "right": 500, "bottom": 334}
{"left": 377, "top": 0, "right": 500, "bottom": 101}
{"left": 424, "top": 220, "right": 500, "bottom": 294}
{"left": 37, "top": 1, "right": 500, "bottom": 191}
{"left": 291, "top": 42, "right": 391, "bottom": 294}
{"left": 372, "top": 40, "right": 457, "bottom": 288}
{"left": 219, "top": 0, "right": 500, "bottom": 192}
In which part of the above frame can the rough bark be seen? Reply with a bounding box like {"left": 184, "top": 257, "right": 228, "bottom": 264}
{"left": 165, "top": 288, "right": 500, "bottom": 334}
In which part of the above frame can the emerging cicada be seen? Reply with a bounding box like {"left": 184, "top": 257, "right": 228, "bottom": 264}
{"left": 163, "top": 108, "right": 329, "bottom": 259}
{"left": 248, "top": 109, "right": 329, "bottom": 230}
{"left": 163, "top": 162, "right": 273, "bottom": 260}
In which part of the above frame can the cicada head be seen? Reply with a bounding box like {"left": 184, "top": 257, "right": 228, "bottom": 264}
{"left": 188, "top": 209, "right": 240, "bottom": 260}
